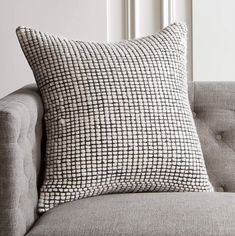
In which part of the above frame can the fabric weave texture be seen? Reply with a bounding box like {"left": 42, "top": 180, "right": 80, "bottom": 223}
{"left": 16, "top": 23, "right": 213, "bottom": 213}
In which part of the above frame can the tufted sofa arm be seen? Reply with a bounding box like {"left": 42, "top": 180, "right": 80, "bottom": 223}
{"left": 0, "top": 84, "right": 44, "bottom": 236}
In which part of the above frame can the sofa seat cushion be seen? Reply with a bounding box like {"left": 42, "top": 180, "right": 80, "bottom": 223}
{"left": 27, "top": 192, "right": 235, "bottom": 236}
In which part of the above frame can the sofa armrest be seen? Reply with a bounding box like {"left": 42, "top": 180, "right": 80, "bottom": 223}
{"left": 0, "top": 84, "right": 44, "bottom": 236}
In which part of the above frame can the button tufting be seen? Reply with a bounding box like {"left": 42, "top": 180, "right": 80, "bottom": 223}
{"left": 216, "top": 134, "right": 222, "bottom": 141}
{"left": 192, "top": 112, "right": 197, "bottom": 118}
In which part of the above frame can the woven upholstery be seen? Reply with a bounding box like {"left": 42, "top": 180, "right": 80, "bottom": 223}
{"left": 16, "top": 23, "right": 212, "bottom": 213}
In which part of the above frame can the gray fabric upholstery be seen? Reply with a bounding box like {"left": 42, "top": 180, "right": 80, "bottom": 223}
{"left": 188, "top": 82, "right": 235, "bottom": 192}
{"left": 27, "top": 192, "right": 235, "bottom": 236}
{"left": 0, "top": 85, "right": 43, "bottom": 236}
{"left": 1, "top": 81, "right": 235, "bottom": 236}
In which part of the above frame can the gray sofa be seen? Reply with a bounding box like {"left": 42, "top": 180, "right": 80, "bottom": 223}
{"left": 0, "top": 82, "right": 235, "bottom": 236}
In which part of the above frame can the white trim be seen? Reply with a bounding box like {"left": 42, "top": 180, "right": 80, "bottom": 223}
{"left": 161, "top": 0, "right": 175, "bottom": 29}
{"left": 191, "top": 0, "right": 194, "bottom": 81}
{"left": 125, "top": 0, "right": 131, "bottom": 39}
{"left": 161, "top": 0, "right": 169, "bottom": 28}
{"left": 106, "top": 0, "right": 110, "bottom": 42}
{"left": 124, "top": 0, "right": 135, "bottom": 40}
{"left": 169, "top": 0, "right": 175, "bottom": 24}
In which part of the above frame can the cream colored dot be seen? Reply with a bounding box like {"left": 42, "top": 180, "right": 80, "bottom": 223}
{"left": 74, "top": 85, "right": 79, "bottom": 93}
{"left": 216, "top": 134, "right": 222, "bottom": 141}
{"left": 58, "top": 118, "right": 66, "bottom": 126}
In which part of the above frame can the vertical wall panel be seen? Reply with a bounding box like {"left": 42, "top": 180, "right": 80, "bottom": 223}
{"left": 107, "top": 0, "right": 162, "bottom": 41}
{"left": 107, "top": 0, "right": 126, "bottom": 42}
{"left": 174, "top": 0, "right": 193, "bottom": 81}
{"left": 134, "top": 0, "right": 161, "bottom": 38}
{"left": 107, "top": 0, "right": 192, "bottom": 80}
{"left": 193, "top": 0, "right": 235, "bottom": 81}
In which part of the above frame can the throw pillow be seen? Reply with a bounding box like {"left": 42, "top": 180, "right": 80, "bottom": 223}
{"left": 16, "top": 23, "right": 213, "bottom": 213}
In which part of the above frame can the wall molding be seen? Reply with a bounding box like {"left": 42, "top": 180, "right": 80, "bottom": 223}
{"left": 191, "top": 0, "right": 194, "bottom": 81}
{"left": 124, "top": 0, "right": 162, "bottom": 40}
{"left": 125, "top": 0, "right": 131, "bottom": 39}
{"left": 124, "top": 0, "right": 176, "bottom": 40}
{"left": 110, "top": 0, "right": 177, "bottom": 40}
{"left": 107, "top": 0, "right": 192, "bottom": 80}
{"left": 161, "top": 0, "right": 175, "bottom": 29}
{"left": 106, "top": 0, "right": 110, "bottom": 42}
{"left": 124, "top": 0, "right": 135, "bottom": 40}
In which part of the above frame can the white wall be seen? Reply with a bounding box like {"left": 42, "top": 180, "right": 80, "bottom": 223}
{"left": 193, "top": 0, "right": 235, "bottom": 81}
{"left": 107, "top": 0, "right": 162, "bottom": 42}
{"left": 174, "top": 0, "right": 192, "bottom": 82}
{"left": 0, "top": 0, "right": 215, "bottom": 97}
{"left": 0, "top": 0, "right": 108, "bottom": 98}
{"left": 107, "top": 0, "right": 192, "bottom": 81}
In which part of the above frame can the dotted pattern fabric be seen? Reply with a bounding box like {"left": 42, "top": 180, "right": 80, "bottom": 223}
{"left": 16, "top": 23, "right": 213, "bottom": 213}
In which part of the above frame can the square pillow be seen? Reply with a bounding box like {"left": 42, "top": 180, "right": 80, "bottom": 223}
{"left": 16, "top": 23, "right": 213, "bottom": 213}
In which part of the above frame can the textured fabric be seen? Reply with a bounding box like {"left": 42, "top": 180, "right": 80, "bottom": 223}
{"left": 16, "top": 23, "right": 213, "bottom": 213}
{"left": 188, "top": 82, "right": 235, "bottom": 192}
{"left": 1, "top": 82, "right": 235, "bottom": 236}
{"left": 0, "top": 85, "right": 43, "bottom": 236}
{"left": 27, "top": 192, "right": 235, "bottom": 236}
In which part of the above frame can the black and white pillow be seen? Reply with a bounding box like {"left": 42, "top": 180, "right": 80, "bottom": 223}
{"left": 16, "top": 23, "right": 213, "bottom": 213}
